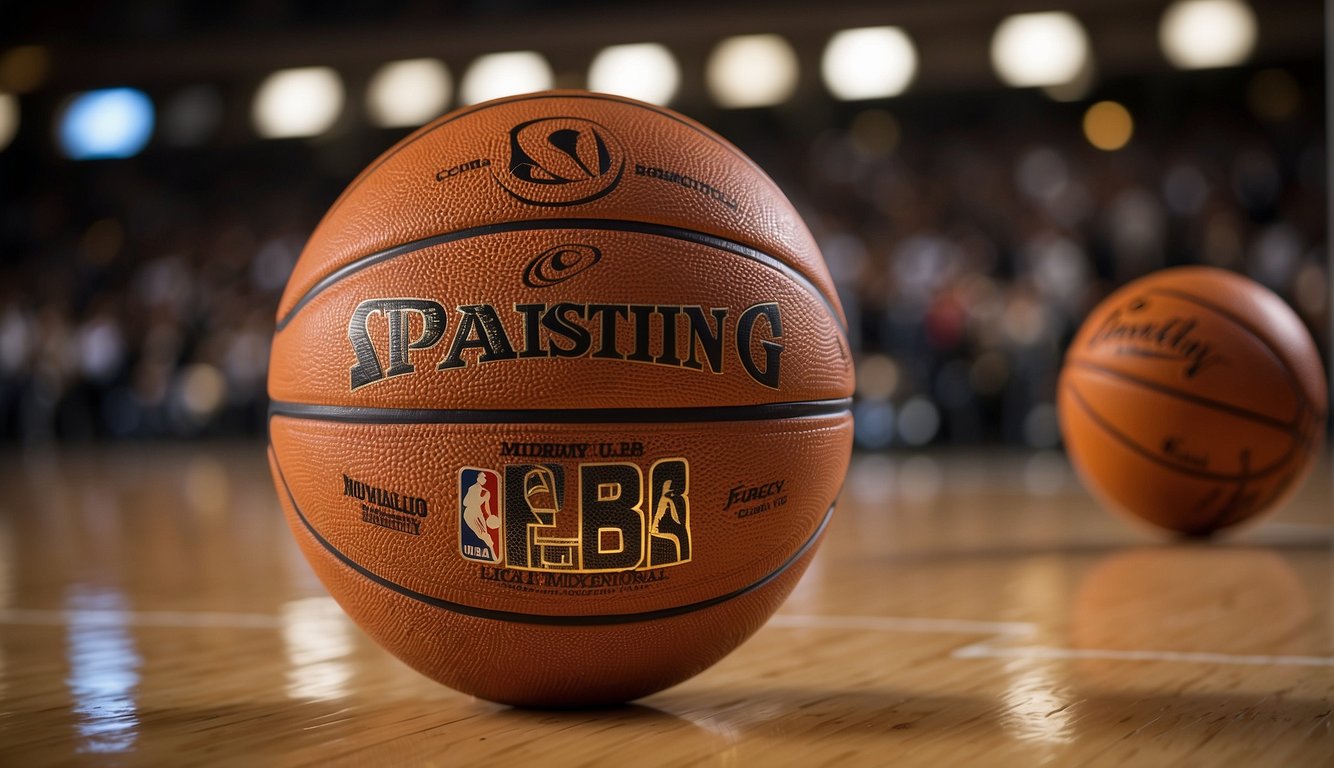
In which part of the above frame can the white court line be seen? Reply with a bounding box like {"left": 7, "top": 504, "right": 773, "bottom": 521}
{"left": 1241, "top": 521, "right": 1334, "bottom": 542}
{"left": 7, "top": 608, "right": 1333, "bottom": 668}
{"left": 953, "top": 641, "right": 1334, "bottom": 667}
{"left": 768, "top": 613, "right": 1031, "bottom": 637}
{"left": 1254, "top": 521, "right": 1333, "bottom": 534}
{"left": 1, "top": 609, "right": 1030, "bottom": 635}
{"left": 772, "top": 612, "right": 1334, "bottom": 668}
{"left": 0, "top": 608, "right": 285, "bottom": 629}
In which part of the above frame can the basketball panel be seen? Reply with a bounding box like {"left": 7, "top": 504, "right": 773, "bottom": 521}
{"left": 279, "top": 91, "right": 842, "bottom": 328}
{"left": 269, "top": 412, "right": 852, "bottom": 617}
{"left": 1161, "top": 267, "right": 1327, "bottom": 417}
{"left": 271, "top": 445, "right": 822, "bottom": 707}
{"left": 1060, "top": 365, "right": 1301, "bottom": 479}
{"left": 1065, "top": 271, "right": 1319, "bottom": 426}
{"left": 1058, "top": 374, "right": 1309, "bottom": 533}
{"left": 268, "top": 229, "right": 853, "bottom": 410}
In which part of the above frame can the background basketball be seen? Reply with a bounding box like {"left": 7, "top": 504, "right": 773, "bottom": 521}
{"left": 265, "top": 91, "right": 855, "bottom": 706}
{"left": 1058, "top": 266, "right": 1326, "bottom": 535}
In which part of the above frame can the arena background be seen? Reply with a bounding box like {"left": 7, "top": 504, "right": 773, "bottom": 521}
{"left": 0, "top": 0, "right": 1325, "bottom": 449}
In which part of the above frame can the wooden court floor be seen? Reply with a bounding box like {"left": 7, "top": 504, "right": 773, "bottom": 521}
{"left": 0, "top": 442, "right": 1331, "bottom": 766}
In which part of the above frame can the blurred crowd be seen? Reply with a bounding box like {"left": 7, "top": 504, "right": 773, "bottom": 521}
{"left": 760, "top": 68, "right": 1326, "bottom": 450}
{"left": 0, "top": 66, "right": 1325, "bottom": 446}
{"left": 0, "top": 147, "right": 338, "bottom": 441}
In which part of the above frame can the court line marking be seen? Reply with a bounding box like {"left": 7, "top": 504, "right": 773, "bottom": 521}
{"left": 767, "top": 613, "right": 1031, "bottom": 637}
{"left": 952, "top": 642, "right": 1334, "bottom": 667}
{"left": 0, "top": 608, "right": 286, "bottom": 629}
{"left": 771, "top": 613, "right": 1334, "bottom": 668}
{"left": 6, "top": 608, "right": 1333, "bottom": 668}
{"left": 1247, "top": 521, "right": 1334, "bottom": 536}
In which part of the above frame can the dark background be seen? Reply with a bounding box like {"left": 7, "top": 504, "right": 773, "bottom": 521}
{"left": 0, "top": 0, "right": 1325, "bottom": 448}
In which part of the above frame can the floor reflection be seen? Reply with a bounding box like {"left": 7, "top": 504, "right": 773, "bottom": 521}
{"left": 1071, "top": 546, "right": 1314, "bottom": 656}
{"left": 997, "top": 658, "right": 1076, "bottom": 749}
{"left": 65, "top": 585, "right": 141, "bottom": 754}
{"left": 281, "top": 596, "right": 354, "bottom": 701}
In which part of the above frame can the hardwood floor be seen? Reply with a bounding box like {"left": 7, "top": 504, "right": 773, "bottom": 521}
{"left": 1, "top": 443, "right": 1330, "bottom": 765}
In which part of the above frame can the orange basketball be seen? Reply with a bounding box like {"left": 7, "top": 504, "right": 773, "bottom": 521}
{"left": 266, "top": 91, "right": 854, "bottom": 707}
{"left": 1058, "top": 266, "right": 1325, "bottom": 535}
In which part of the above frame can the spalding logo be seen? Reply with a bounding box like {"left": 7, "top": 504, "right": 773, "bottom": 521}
{"left": 493, "top": 117, "right": 626, "bottom": 206}
{"left": 523, "top": 244, "right": 602, "bottom": 288}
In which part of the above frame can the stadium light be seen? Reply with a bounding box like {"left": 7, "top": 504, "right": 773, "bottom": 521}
{"left": 991, "top": 12, "right": 1090, "bottom": 88}
{"left": 1083, "top": 101, "right": 1134, "bottom": 151}
{"left": 706, "top": 34, "right": 799, "bottom": 108}
{"left": 821, "top": 27, "right": 918, "bottom": 100}
{"left": 253, "top": 67, "right": 344, "bottom": 139}
{"left": 58, "top": 87, "right": 155, "bottom": 159}
{"left": 588, "top": 43, "right": 680, "bottom": 105}
{"left": 1160, "top": 0, "right": 1257, "bottom": 69}
{"left": 367, "top": 58, "right": 452, "bottom": 128}
{"left": 0, "top": 93, "right": 17, "bottom": 151}
{"left": 459, "top": 51, "right": 553, "bottom": 105}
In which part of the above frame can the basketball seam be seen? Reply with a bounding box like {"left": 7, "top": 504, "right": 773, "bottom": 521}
{"left": 272, "top": 218, "right": 848, "bottom": 337}
{"left": 269, "top": 445, "right": 832, "bottom": 626}
{"left": 1061, "top": 377, "right": 1304, "bottom": 482}
{"left": 269, "top": 398, "right": 853, "bottom": 425}
{"left": 1065, "top": 358, "right": 1306, "bottom": 438}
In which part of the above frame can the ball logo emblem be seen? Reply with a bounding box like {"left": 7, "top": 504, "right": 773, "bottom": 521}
{"left": 523, "top": 244, "right": 603, "bottom": 288}
{"left": 494, "top": 117, "right": 626, "bottom": 206}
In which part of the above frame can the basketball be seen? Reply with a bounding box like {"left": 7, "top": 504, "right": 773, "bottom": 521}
{"left": 265, "top": 91, "right": 855, "bottom": 706}
{"left": 1058, "top": 266, "right": 1326, "bottom": 535}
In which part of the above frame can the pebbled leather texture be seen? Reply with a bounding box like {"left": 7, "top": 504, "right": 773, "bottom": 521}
{"left": 269, "top": 413, "right": 851, "bottom": 707}
{"left": 270, "top": 229, "right": 851, "bottom": 409}
{"left": 276, "top": 90, "right": 846, "bottom": 331}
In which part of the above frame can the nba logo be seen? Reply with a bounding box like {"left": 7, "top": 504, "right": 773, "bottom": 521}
{"left": 459, "top": 468, "right": 503, "bottom": 564}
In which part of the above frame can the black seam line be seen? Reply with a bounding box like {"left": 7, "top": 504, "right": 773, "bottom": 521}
{"left": 268, "top": 398, "right": 853, "bottom": 425}
{"left": 1066, "top": 358, "right": 1303, "bottom": 437}
{"left": 270, "top": 445, "right": 833, "bottom": 627}
{"left": 274, "top": 218, "right": 845, "bottom": 335}
{"left": 1062, "top": 380, "right": 1300, "bottom": 482}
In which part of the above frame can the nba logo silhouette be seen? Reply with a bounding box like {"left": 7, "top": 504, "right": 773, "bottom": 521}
{"left": 459, "top": 468, "right": 503, "bottom": 564}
